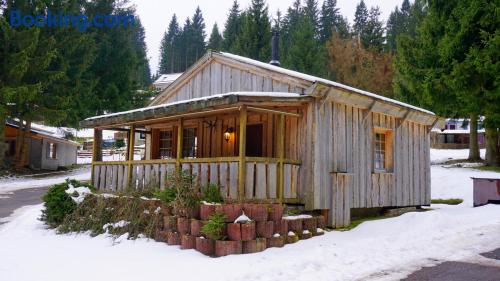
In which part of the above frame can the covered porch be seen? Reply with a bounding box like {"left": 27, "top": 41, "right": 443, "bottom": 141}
{"left": 83, "top": 93, "right": 310, "bottom": 203}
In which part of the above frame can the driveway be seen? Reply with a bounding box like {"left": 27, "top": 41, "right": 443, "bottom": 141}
{"left": 0, "top": 187, "right": 48, "bottom": 222}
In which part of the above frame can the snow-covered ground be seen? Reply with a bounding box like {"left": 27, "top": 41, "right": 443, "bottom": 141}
{"left": 430, "top": 148, "right": 486, "bottom": 164}
{"left": 0, "top": 167, "right": 91, "bottom": 195}
{"left": 0, "top": 150, "right": 500, "bottom": 281}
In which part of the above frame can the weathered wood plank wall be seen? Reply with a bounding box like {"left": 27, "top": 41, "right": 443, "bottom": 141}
{"left": 163, "top": 61, "right": 307, "bottom": 103}
{"left": 313, "top": 99, "right": 431, "bottom": 227}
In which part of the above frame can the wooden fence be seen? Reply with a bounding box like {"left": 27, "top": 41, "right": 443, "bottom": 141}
{"left": 92, "top": 157, "right": 300, "bottom": 202}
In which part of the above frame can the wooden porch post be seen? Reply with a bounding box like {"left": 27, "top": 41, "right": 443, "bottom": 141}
{"left": 91, "top": 128, "right": 102, "bottom": 184}
{"left": 127, "top": 125, "right": 135, "bottom": 187}
{"left": 238, "top": 106, "right": 247, "bottom": 201}
{"left": 176, "top": 118, "right": 183, "bottom": 170}
{"left": 277, "top": 114, "right": 285, "bottom": 203}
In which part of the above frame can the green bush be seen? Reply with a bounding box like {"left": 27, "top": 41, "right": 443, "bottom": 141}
{"left": 41, "top": 182, "right": 76, "bottom": 227}
{"left": 153, "top": 188, "right": 177, "bottom": 204}
{"left": 168, "top": 170, "right": 199, "bottom": 217}
{"left": 201, "top": 183, "right": 224, "bottom": 203}
{"left": 201, "top": 212, "right": 227, "bottom": 240}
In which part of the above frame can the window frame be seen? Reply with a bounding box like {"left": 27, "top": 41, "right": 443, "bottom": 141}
{"left": 158, "top": 129, "right": 174, "bottom": 159}
{"left": 182, "top": 127, "right": 198, "bottom": 158}
{"left": 46, "top": 142, "right": 57, "bottom": 160}
{"left": 373, "top": 128, "right": 393, "bottom": 173}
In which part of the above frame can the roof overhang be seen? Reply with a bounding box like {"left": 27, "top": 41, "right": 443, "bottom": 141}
{"left": 308, "top": 82, "right": 445, "bottom": 127}
{"left": 80, "top": 93, "right": 310, "bottom": 129}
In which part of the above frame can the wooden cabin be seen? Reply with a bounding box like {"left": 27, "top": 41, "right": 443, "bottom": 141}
{"left": 81, "top": 51, "right": 444, "bottom": 227}
{"left": 5, "top": 120, "right": 79, "bottom": 170}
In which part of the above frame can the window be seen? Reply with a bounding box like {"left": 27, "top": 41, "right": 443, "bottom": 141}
{"left": 47, "top": 142, "right": 57, "bottom": 159}
{"left": 158, "top": 130, "right": 173, "bottom": 159}
{"left": 4, "top": 140, "right": 15, "bottom": 157}
{"left": 374, "top": 129, "right": 393, "bottom": 172}
{"left": 182, "top": 128, "right": 197, "bottom": 158}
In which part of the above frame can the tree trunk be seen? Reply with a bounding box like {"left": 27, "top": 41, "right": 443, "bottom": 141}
{"left": 0, "top": 108, "right": 6, "bottom": 169}
{"left": 468, "top": 115, "right": 480, "bottom": 161}
{"left": 14, "top": 119, "right": 31, "bottom": 171}
{"left": 485, "top": 127, "right": 499, "bottom": 166}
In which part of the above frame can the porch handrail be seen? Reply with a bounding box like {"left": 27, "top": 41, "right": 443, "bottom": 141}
{"left": 92, "top": 157, "right": 301, "bottom": 166}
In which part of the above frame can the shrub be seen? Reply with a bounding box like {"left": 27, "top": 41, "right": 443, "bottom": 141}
{"left": 59, "top": 196, "right": 164, "bottom": 239}
{"left": 153, "top": 188, "right": 177, "bottom": 204}
{"left": 201, "top": 183, "right": 224, "bottom": 203}
{"left": 201, "top": 212, "right": 227, "bottom": 240}
{"left": 41, "top": 181, "right": 76, "bottom": 227}
{"left": 168, "top": 170, "right": 199, "bottom": 217}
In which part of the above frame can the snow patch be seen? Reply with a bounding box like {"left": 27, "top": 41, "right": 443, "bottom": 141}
{"left": 287, "top": 231, "right": 296, "bottom": 236}
{"left": 103, "top": 220, "right": 130, "bottom": 230}
{"left": 65, "top": 185, "right": 92, "bottom": 204}
{"left": 282, "top": 214, "right": 312, "bottom": 220}
{"left": 234, "top": 212, "right": 251, "bottom": 224}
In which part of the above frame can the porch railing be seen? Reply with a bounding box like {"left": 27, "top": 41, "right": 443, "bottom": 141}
{"left": 92, "top": 157, "right": 300, "bottom": 202}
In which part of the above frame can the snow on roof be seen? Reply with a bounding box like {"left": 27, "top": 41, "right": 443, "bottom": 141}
{"left": 6, "top": 120, "right": 80, "bottom": 145}
{"left": 85, "top": 92, "right": 303, "bottom": 121}
{"left": 153, "top": 73, "right": 183, "bottom": 85}
{"left": 218, "top": 52, "right": 435, "bottom": 116}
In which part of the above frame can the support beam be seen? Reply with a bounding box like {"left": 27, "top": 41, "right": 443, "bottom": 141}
{"left": 397, "top": 110, "right": 411, "bottom": 129}
{"left": 127, "top": 125, "right": 135, "bottom": 188}
{"left": 362, "top": 101, "right": 377, "bottom": 123}
{"left": 176, "top": 119, "right": 183, "bottom": 170}
{"left": 238, "top": 106, "right": 247, "bottom": 201}
{"left": 277, "top": 114, "right": 285, "bottom": 202}
{"left": 91, "top": 129, "right": 102, "bottom": 185}
{"left": 246, "top": 106, "right": 302, "bottom": 118}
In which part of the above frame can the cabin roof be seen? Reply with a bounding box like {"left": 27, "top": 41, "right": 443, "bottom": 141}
{"left": 150, "top": 51, "right": 436, "bottom": 116}
{"left": 6, "top": 120, "right": 80, "bottom": 146}
{"left": 81, "top": 92, "right": 308, "bottom": 128}
{"left": 217, "top": 52, "right": 435, "bottom": 115}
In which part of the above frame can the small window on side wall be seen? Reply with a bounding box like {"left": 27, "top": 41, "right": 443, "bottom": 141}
{"left": 47, "top": 142, "right": 57, "bottom": 159}
{"left": 374, "top": 128, "right": 393, "bottom": 172}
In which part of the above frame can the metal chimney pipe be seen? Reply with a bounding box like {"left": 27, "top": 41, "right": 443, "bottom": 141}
{"left": 270, "top": 31, "right": 280, "bottom": 66}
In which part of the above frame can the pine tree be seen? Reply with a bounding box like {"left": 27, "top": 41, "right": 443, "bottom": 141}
{"left": 222, "top": 0, "right": 243, "bottom": 52}
{"left": 363, "top": 7, "right": 385, "bottom": 51}
{"left": 207, "top": 23, "right": 223, "bottom": 51}
{"left": 190, "top": 6, "right": 207, "bottom": 63}
{"left": 158, "top": 14, "right": 180, "bottom": 74}
{"left": 319, "top": 0, "right": 349, "bottom": 43}
{"left": 287, "top": 15, "right": 324, "bottom": 76}
{"left": 303, "top": 0, "right": 319, "bottom": 38}
{"left": 386, "top": 0, "right": 415, "bottom": 52}
{"left": 235, "top": 0, "right": 271, "bottom": 62}
{"left": 280, "top": 0, "right": 302, "bottom": 64}
{"left": 394, "top": 0, "right": 500, "bottom": 165}
{"left": 353, "top": 0, "right": 369, "bottom": 38}
{"left": 133, "top": 19, "right": 152, "bottom": 88}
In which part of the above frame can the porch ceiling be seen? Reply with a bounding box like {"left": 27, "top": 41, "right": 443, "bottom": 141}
{"left": 80, "top": 92, "right": 310, "bottom": 129}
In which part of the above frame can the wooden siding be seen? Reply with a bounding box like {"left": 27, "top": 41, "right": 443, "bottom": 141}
{"left": 161, "top": 61, "right": 307, "bottom": 103}
{"left": 312, "top": 100, "right": 431, "bottom": 227}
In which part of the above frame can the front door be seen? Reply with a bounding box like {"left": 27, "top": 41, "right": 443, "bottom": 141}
{"left": 246, "top": 124, "right": 263, "bottom": 157}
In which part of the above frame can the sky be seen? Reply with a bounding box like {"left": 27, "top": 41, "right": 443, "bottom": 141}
{"left": 130, "top": 0, "right": 403, "bottom": 74}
